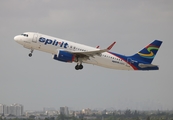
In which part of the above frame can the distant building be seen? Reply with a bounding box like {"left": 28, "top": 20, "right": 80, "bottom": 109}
{"left": 0, "top": 104, "right": 8, "bottom": 115}
{"left": 0, "top": 104, "right": 4, "bottom": 114}
{"left": 60, "top": 106, "right": 69, "bottom": 116}
{"left": 82, "top": 108, "right": 92, "bottom": 115}
{"left": 3, "top": 105, "right": 8, "bottom": 115}
{"left": 0, "top": 103, "right": 23, "bottom": 116}
{"left": 8, "top": 104, "right": 23, "bottom": 116}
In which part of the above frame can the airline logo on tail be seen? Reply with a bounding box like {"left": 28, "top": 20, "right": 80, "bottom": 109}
{"left": 131, "top": 40, "right": 162, "bottom": 64}
{"left": 138, "top": 45, "right": 159, "bottom": 59}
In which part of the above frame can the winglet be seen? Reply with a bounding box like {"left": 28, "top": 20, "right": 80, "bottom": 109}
{"left": 107, "top": 42, "right": 116, "bottom": 50}
{"left": 96, "top": 46, "right": 100, "bottom": 49}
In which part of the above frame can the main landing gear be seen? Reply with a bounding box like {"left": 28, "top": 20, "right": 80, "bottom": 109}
{"left": 75, "top": 64, "right": 83, "bottom": 70}
{"left": 29, "top": 49, "right": 34, "bottom": 57}
{"left": 75, "top": 56, "right": 83, "bottom": 70}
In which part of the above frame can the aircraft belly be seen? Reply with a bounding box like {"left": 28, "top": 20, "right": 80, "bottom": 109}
{"left": 83, "top": 57, "right": 98, "bottom": 65}
{"left": 95, "top": 57, "right": 134, "bottom": 70}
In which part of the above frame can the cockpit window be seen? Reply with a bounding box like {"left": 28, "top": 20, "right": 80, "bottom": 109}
{"left": 21, "top": 33, "right": 28, "bottom": 37}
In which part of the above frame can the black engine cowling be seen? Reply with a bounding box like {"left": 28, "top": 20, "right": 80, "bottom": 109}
{"left": 53, "top": 50, "right": 74, "bottom": 62}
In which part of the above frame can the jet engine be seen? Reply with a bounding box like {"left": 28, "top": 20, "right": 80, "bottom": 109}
{"left": 53, "top": 50, "right": 74, "bottom": 62}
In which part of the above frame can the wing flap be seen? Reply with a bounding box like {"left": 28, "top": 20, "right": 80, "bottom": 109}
{"left": 69, "top": 49, "right": 108, "bottom": 57}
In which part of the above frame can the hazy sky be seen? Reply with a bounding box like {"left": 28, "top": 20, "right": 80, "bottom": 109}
{"left": 0, "top": 0, "right": 173, "bottom": 111}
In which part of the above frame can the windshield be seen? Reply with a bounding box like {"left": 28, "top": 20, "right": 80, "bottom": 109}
{"left": 21, "top": 33, "right": 28, "bottom": 37}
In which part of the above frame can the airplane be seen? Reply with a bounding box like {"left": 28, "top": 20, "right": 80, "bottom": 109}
{"left": 14, "top": 32, "right": 162, "bottom": 70}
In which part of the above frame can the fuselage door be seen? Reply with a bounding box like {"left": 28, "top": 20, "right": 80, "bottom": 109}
{"left": 32, "top": 34, "right": 38, "bottom": 43}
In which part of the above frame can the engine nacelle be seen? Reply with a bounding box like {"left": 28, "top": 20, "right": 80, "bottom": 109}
{"left": 53, "top": 50, "right": 74, "bottom": 62}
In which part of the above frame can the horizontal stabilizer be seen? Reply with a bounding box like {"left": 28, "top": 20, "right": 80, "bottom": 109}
{"left": 138, "top": 63, "right": 158, "bottom": 68}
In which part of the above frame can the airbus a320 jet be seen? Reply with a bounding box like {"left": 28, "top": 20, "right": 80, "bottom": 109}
{"left": 14, "top": 32, "right": 162, "bottom": 70}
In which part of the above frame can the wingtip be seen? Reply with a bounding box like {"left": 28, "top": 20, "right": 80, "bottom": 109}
{"left": 96, "top": 46, "right": 100, "bottom": 48}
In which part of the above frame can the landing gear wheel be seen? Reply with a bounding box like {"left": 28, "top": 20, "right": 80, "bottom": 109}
{"left": 75, "top": 64, "right": 83, "bottom": 70}
{"left": 29, "top": 49, "right": 34, "bottom": 57}
{"left": 75, "top": 65, "right": 79, "bottom": 70}
{"left": 79, "top": 64, "right": 83, "bottom": 69}
{"left": 29, "top": 53, "right": 32, "bottom": 57}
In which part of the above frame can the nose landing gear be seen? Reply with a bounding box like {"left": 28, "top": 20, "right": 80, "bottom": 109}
{"left": 29, "top": 49, "right": 34, "bottom": 57}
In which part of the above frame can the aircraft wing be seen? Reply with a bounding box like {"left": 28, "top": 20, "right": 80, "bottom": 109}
{"left": 68, "top": 42, "right": 116, "bottom": 58}
{"left": 69, "top": 49, "right": 108, "bottom": 57}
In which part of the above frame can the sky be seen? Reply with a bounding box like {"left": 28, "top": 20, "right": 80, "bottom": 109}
{"left": 0, "top": 0, "right": 173, "bottom": 111}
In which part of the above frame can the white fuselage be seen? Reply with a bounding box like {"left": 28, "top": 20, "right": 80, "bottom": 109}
{"left": 14, "top": 32, "right": 134, "bottom": 70}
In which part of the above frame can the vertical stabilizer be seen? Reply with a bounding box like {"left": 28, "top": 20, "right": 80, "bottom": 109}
{"left": 131, "top": 40, "right": 162, "bottom": 63}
